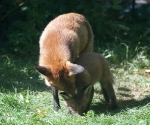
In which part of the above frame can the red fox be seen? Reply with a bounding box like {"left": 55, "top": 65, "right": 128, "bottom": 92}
{"left": 60, "top": 52, "right": 118, "bottom": 115}
{"left": 34, "top": 13, "right": 93, "bottom": 110}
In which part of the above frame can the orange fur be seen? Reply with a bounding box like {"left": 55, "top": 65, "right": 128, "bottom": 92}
{"left": 38, "top": 13, "right": 93, "bottom": 95}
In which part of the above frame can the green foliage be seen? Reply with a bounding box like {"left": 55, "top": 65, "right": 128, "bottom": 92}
{"left": 0, "top": 0, "right": 150, "bottom": 61}
{"left": 0, "top": 1, "right": 150, "bottom": 124}
{"left": 0, "top": 39, "right": 150, "bottom": 125}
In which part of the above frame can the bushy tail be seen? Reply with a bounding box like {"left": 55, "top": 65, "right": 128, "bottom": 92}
{"left": 109, "top": 71, "right": 115, "bottom": 85}
{"left": 100, "top": 56, "right": 115, "bottom": 85}
{"left": 80, "top": 20, "right": 94, "bottom": 55}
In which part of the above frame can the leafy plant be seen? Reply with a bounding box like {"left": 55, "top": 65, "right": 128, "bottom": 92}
{"left": 0, "top": 0, "right": 149, "bottom": 65}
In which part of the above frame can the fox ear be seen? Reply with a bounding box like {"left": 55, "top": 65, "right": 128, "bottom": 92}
{"left": 34, "top": 66, "right": 51, "bottom": 76}
{"left": 82, "top": 85, "right": 94, "bottom": 95}
{"left": 59, "top": 92, "right": 72, "bottom": 100}
{"left": 66, "top": 61, "right": 84, "bottom": 76}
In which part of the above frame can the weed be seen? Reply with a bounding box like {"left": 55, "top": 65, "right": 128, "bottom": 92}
{"left": 0, "top": 48, "right": 149, "bottom": 124}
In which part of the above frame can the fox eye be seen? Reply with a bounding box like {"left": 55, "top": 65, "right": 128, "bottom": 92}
{"left": 71, "top": 106, "right": 75, "bottom": 109}
{"left": 70, "top": 106, "right": 76, "bottom": 110}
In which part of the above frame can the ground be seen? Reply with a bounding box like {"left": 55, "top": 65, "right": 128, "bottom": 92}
{"left": 0, "top": 55, "right": 149, "bottom": 124}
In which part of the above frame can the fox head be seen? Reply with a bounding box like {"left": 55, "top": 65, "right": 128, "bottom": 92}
{"left": 60, "top": 85, "right": 94, "bottom": 115}
{"left": 34, "top": 61, "right": 84, "bottom": 95}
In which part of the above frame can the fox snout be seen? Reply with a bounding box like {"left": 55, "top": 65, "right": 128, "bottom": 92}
{"left": 68, "top": 107, "right": 83, "bottom": 116}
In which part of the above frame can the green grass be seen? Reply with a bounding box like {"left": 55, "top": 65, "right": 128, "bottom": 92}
{"left": 0, "top": 50, "right": 150, "bottom": 125}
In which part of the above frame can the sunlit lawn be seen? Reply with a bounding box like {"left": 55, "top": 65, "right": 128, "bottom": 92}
{"left": 0, "top": 54, "right": 150, "bottom": 125}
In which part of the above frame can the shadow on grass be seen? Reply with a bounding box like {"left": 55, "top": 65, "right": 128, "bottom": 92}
{"left": 0, "top": 55, "right": 51, "bottom": 93}
{"left": 0, "top": 74, "right": 51, "bottom": 93}
{"left": 90, "top": 86, "right": 150, "bottom": 115}
{"left": 90, "top": 96, "right": 150, "bottom": 115}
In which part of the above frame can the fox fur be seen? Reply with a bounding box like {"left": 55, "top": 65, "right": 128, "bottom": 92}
{"left": 60, "top": 52, "right": 118, "bottom": 115}
{"left": 34, "top": 13, "right": 93, "bottom": 110}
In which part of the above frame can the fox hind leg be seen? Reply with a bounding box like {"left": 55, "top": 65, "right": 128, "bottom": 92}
{"left": 101, "top": 84, "right": 110, "bottom": 103}
{"left": 105, "top": 83, "right": 118, "bottom": 109}
{"left": 100, "top": 81, "right": 118, "bottom": 109}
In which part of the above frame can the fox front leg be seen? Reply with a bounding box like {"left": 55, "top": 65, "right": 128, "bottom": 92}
{"left": 51, "top": 86, "right": 61, "bottom": 110}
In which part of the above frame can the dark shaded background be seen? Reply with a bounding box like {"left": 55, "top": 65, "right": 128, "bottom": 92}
{"left": 0, "top": 0, "right": 150, "bottom": 59}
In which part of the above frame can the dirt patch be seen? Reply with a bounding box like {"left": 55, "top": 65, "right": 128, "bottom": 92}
{"left": 90, "top": 73, "right": 150, "bottom": 114}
